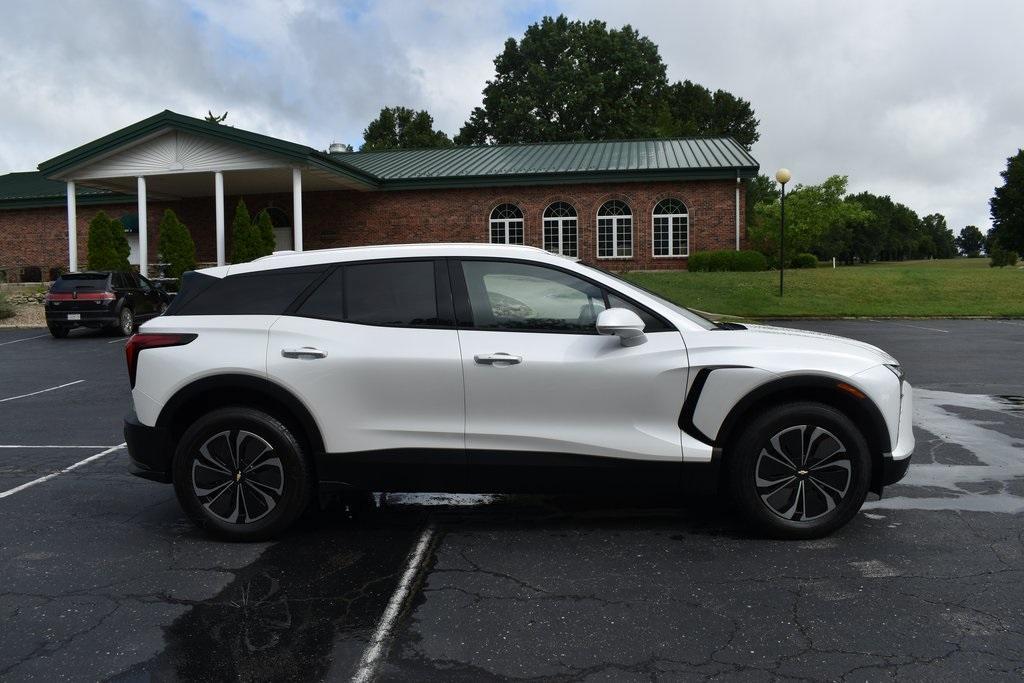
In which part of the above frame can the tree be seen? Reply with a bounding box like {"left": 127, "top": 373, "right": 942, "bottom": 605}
{"left": 456, "top": 16, "right": 759, "bottom": 146}
{"left": 86, "top": 211, "right": 131, "bottom": 271}
{"left": 745, "top": 173, "right": 779, "bottom": 225}
{"left": 361, "top": 107, "right": 453, "bottom": 151}
{"left": 255, "top": 209, "right": 276, "bottom": 254}
{"left": 205, "top": 110, "right": 228, "bottom": 124}
{"left": 749, "top": 175, "right": 872, "bottom": 264}
{"left": 659, "top": 81, "right": 759, "bottom": 148}
{"left": 157, "top": 209, "right": 196, "bottom": 280}
{"left": 989, "top": 149, "right": 1024, "bottom": 255}
{"left": 920, "top": 213, "right": 956, "bottom": 259}
{"left": 456, "top": 16, "right": 668, "bottom": 144}
{"left": 955, "top": 225, "right": 986, "bottom": 257}
{"left": 229, "top": 200, "right": 260, "bottom": 263}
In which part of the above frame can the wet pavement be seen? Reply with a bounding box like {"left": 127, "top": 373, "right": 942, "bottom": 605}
{"left": 0, "top": 320, "right": 1022, "bottom": 681}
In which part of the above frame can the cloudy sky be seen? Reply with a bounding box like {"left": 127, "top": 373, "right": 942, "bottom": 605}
{"left": 1, "top": 0, "right": 1020, "bottom": 231}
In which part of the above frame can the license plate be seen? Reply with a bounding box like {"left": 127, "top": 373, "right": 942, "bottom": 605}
{"left": 67, "top": 313, "right": 80, "bottom": 321}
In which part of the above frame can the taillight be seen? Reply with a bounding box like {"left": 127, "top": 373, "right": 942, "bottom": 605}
{"left": 125, "top": 333, "right": 197, "bottom": 388}
{"left": 46, "top": 292, "right": 115, "bottom": 302}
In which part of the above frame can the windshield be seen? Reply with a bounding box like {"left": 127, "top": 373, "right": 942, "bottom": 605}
{"left": 52, "top": 273, "right": 110, "bottom": 292}
{"left": 585, "top": 265, "right": 718, "bottom": 330}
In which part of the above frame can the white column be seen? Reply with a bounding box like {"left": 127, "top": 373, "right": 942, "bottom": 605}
{"left": 66, "top": 181, "right": 77, "bottom": 272}
{"left": 137, "top": 176, "right": 148, "bottom": 276}
{"left": 735, "top": 177, "right": 741, "bottom": 251}
{"left": 214, "top": 171, "right": 225, "bottom": 266}
{"left": 292, "top": 167, "right": 303, "bottom": 252}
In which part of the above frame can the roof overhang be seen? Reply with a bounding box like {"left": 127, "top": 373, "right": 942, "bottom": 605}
{"left": 37, "top": 110, "right": 379, "bottom": 191}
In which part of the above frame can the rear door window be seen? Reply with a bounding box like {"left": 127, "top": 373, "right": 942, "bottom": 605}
{"left": 170, "top": 266, "right": 324, "bottom": 316}
{"left": 294, "top": 260, "right": 451, "bottom": 327}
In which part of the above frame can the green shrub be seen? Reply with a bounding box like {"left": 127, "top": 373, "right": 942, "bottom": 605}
{"left": 792, "top": 253, "right": 819, "bottom": 269}
{"left": 688, "top": 250, "right": 768, "bottom": 272}
{"left": 157, "top": 209, "right": 196, "bottom": 280}
{"left": 255, "top": 209, "right": 276, "bottom": 255}
{"left": 86, "top": 211, "right": 131, "bottom": 271}
{"left": 989, "top": 246, "right": 1019, "bottom": 268}
{"left": 0, "top": 290, "right": 13, "bottom": 320}
{"left": 229, "top": 200, "right": 275, "bottom": 263}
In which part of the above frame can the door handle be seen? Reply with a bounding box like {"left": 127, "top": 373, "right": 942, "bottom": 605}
{"left": 474, "top": 352, "right": 522, "bottom": 366}
{"left": 281, "top": 347, "right": 327, "bottom": 360}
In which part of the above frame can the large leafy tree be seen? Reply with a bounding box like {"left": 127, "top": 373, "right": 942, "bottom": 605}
{"left": 955, "top": 225, "right": 986, "bottom": 257}
{"left": 989, "top": 149, "right": 1024, "bottom": 255}
{"left": 86, "top": 211, "right": 131, "bottom": 271}
{"left": 361, "top": 107, "right": 453, "bottom": 151}
{"left": 157, "top": 209, "right": 196, "bottom": 280}
{"left": 920, "top": 213, "right": 957, "bottom": 259}
{"left": 456, "top": 16, "right": 668, "bottom": 144}
{"left": 659, "top": 81, "right": 760, "bottom": 148}
{"left": 455, "top": 15, "right": 757, "bottom": 147}
{"left": 750, "top": 176, "right": 872, "bottom": 264}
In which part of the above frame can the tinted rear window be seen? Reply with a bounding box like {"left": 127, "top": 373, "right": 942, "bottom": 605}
{"left": 169, "top": 266, "right": 323, "bottom": 316}
{"left": 52, "top": 274, "right": 110, "bottom": 292}
{"left": 295, "top": 261, "right": 443, "bottom": 327}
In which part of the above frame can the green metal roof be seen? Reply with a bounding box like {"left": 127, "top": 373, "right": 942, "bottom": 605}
{"left": 0, "top": 171, "right": 134, "bottom": 209}
{"left": 337, "top": 137, "right": 759, "bottom": 189}
{"left": 0, "top": 111, "right": 759, "bottom": 208}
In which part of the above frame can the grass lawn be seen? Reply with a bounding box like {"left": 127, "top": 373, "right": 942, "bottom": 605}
{"left": 622, "top": 258, "right": 1024, "bottom": 318}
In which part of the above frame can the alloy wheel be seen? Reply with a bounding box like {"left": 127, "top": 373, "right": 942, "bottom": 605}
{"left": 120, "top": 309, "right": 134, "bottom": 335}
{"left": 191, "top": 430, "right": 285, "bottom": 524}
{"left": 754, "top": 425, "right": 852, "bottom": 522}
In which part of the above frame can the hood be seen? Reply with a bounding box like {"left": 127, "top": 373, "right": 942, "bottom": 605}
{"left": 740, "top": 324, "right": 898, "bottom": 366}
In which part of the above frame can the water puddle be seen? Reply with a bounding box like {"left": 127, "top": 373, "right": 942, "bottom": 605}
{"left": 866, "top": 388, "right": 1024, "bottom": 513}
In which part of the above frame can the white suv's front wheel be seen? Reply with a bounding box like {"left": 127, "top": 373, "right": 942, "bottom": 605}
{"left": 172, "top": 407, "right": 312, "bottom": 541}
{"left": 727, "top": 402, "right": 872, "bottom": 539}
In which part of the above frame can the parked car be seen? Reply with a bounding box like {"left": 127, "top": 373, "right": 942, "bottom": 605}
{"left": 46, "top": 271, "right": 169, "bottom": 338}
{"left": 123, "top": 244, "right": 914, "bottom": 541}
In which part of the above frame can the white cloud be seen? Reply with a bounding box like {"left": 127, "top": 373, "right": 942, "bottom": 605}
{"left": 1, "top": 0, "right": 1020, "bottom": 232}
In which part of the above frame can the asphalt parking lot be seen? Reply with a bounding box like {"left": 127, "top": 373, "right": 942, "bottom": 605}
{"left": 1, "top": 320, "right": 1022, "bottom": 681}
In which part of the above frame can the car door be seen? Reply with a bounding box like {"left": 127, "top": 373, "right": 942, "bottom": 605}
{"left": 266, "top": 258, "right": 466, "bottom": 484}
{"left": 453, "top": 258, "right": 689, "bottom": 469}
{"left": 123, "top": 272, "right": 152, "bottom": 318}
{"left": 134, "top": 274, "right": 159, "bottom": 318}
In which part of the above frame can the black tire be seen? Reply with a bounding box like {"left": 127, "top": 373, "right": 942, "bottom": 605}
{"left": 47, "top": 324, "right": 70, "bottom": 339}
{"left": 117, "top": 307, "right": 135, "bottom": 336}
{"left": 726, "top": 402, "right": 871, "bottom": 539}
{"left": 172, "top": 406, "right": 313, "bottom": 541}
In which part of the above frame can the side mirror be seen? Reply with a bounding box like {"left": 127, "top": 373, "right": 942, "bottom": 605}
{"left": 596, "top": 308, "right": 647, "bottom": 347}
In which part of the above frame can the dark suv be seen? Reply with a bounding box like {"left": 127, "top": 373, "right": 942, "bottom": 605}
{"left": 45, "top": 271, "right": 169, "bottom": 338}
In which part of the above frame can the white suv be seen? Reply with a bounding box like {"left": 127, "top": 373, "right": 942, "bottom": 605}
{"left": 123, "top": 244, "right": 913, "bottom": 540}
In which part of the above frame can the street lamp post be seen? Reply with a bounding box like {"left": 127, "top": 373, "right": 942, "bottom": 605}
{"left": 775, "top": 168, "right": 791, "bottom": 297}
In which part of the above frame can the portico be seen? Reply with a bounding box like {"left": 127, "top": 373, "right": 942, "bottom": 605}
{"left": 38, "top": 111, "right": 375, "bottom": 275}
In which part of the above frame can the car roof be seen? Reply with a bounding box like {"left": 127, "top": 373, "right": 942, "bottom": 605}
{"left": 206, "top": 243, "right": 566, "bottom": 277}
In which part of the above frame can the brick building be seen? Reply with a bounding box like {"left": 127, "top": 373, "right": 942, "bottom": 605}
{"left": 0, "top": 111, "right": 759, "bottom": 280}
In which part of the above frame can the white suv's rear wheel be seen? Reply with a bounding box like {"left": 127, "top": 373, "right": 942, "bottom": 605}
{"left": 172, "top": 407, "right": 312, "bottom": 541}
{"left": 727, "top": 402, "right": 871, "bottom": 539}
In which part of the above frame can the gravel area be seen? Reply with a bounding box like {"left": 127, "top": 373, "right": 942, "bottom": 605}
{"left": 0, "top": 303, "right": 46, "bottom": 328}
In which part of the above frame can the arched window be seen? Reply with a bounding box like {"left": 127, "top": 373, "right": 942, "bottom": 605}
{"left": 542, "top": 202, "right": 578, "bottom": 257}
{"left": 597, "top": 200, "right": 632, "bottom": 258}
{"left": 652, "top": 198, "right": 688, "bottom": 257}
{"left": 489, "top": 203, "right": 524, "bottom": 245}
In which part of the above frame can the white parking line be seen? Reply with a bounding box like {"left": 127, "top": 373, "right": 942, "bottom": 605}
{"left": 107, "top": 338, "right": 129, "bottom": 344}
{"left": 0, "top": 443, "right": 126, "bottom": 499}
{"left": 351, "top": 523, "right": 436, "bottom": 683}
{"left": 0, "top": 333, "right": 48, "bottom": 347}
{"left": 0, "top": 445, "right": 112, "bottom": 449}
{"left": 0, "top": 379, "right": 85, "bottom": 403}
{"left": 870, "top": 319, "right": 950, "bottom": 333}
